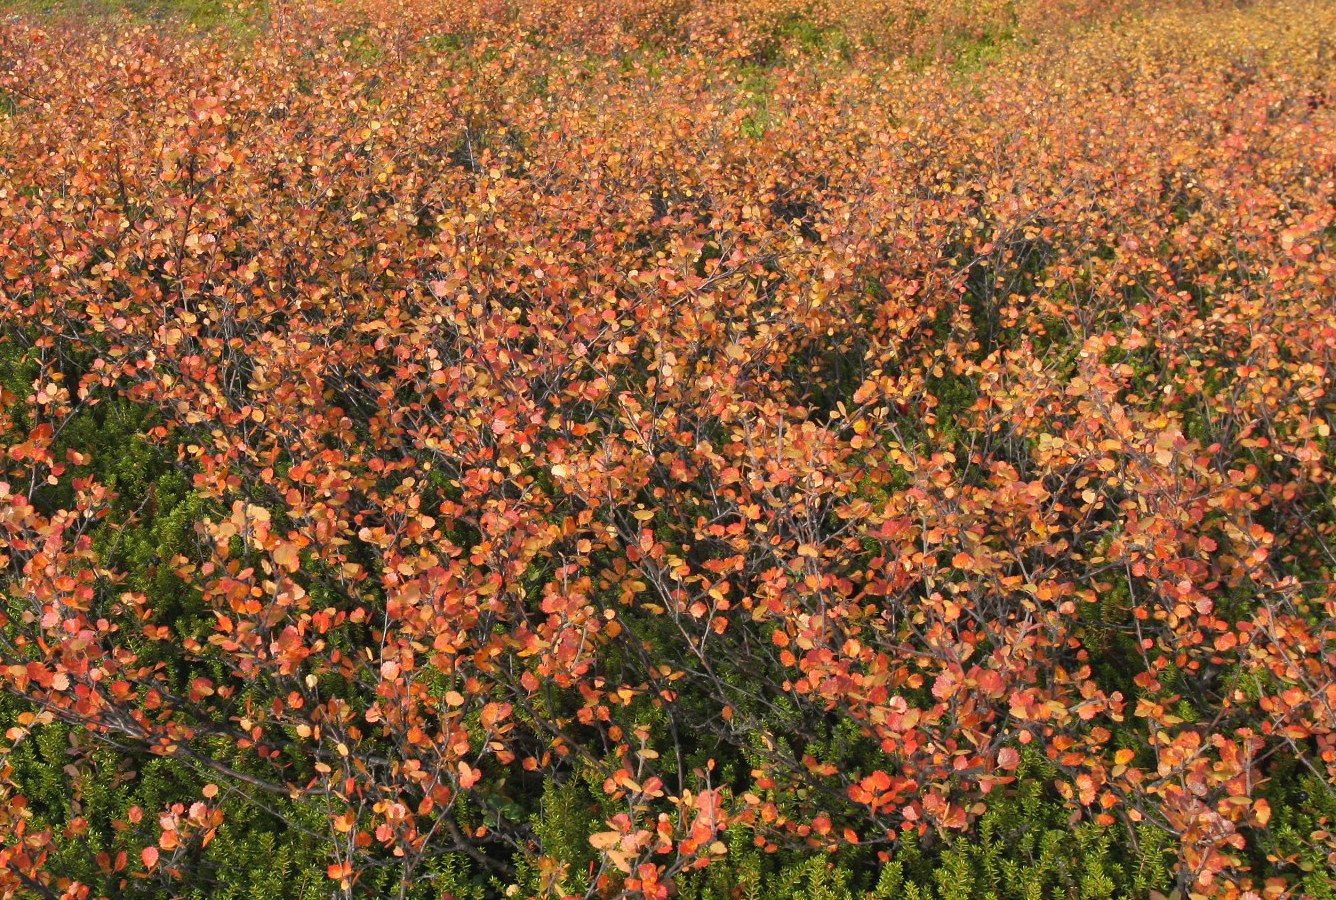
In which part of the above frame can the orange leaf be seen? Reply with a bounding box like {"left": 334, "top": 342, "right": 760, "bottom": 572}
{"left": 272, "top": 541, "right": 300, "bottom": 573}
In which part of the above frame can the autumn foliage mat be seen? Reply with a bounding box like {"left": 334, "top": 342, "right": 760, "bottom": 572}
{"left": 1, "top": 0, "right": 1336, "bottom": 897}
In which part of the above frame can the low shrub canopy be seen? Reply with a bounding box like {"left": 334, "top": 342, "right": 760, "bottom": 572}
{"left": 0, "top": 0, "right": 1334, "bottom": 897}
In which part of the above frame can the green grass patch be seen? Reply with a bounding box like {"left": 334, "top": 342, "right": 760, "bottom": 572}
{"left": 0, "top": 0, "right": 261, "bottom": 32}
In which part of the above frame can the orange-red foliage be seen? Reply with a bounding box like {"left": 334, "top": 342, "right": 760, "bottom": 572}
{"left": 0, "top": 0, "right": 1334, "bottom": 896}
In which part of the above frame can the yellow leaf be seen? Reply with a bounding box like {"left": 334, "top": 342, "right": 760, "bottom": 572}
{"left": 589, "top": 830, "right": 621, "bottom": 851}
